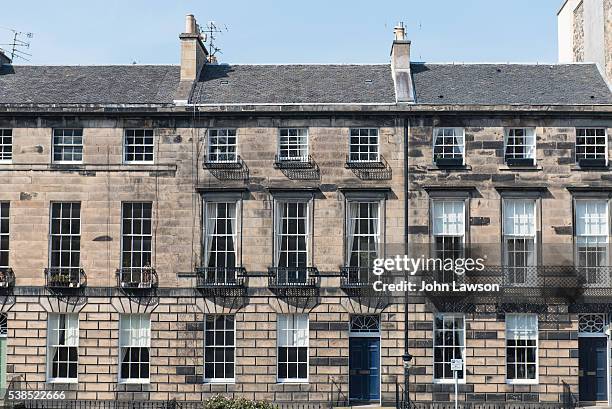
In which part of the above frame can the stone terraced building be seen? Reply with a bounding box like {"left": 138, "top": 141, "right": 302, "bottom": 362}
{"left": 0, "top": 13, "right": 610, "bottom": 409}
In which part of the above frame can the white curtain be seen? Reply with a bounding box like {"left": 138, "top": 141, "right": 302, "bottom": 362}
{"left": 576, "top": 200, "right": 608, "bottom": 237}
{"left": 503, "top": 199, "right": 535, "bottom": 236}
{"left": 433, "top": 201, "right": 465, "bottom": 236}
{"left": 204, "top": 203, "right": 218, "bottom": 266}
{"left": 346, "top": 202, "right": 358, "bottom": 265}
{"left": 274, "top": 202, "right": 285, "bottom": 266}
{"left": 228, "top": 202, "right": 237, "bottom": 267}
{"left": 372, "top": 202, "right": 380, "bottom": 259}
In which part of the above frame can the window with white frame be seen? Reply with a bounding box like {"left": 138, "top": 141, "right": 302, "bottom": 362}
{"left": 277, "top": 314, "right": 308, "bottom": 382}
{"left": 274, "top": 200, "right": 310, "bottom": 283}
{"left": 204, "top": 201, "right": 239, "bottom": 283}
{"left": 50, "top": 202, "right": 81, "bottom": 274}
{"left": 0, "top": 129, "right": 12, "bottom": 162}
{"left": 124, "top": 129, "right": 154, "bottom": 163}
{"left": 47, "top": 313, "right": 78, "bottom": 382}
{"left": 433, "top": 128, "right": 464, "bottom": 163}
{"left": 204, "top": 315, "right": 235, "bottom": 382}
{"left": 207, "top": 129, "right": 237, "bottom": 163}
{"left": 575, "top": 199, "right": 609, "bottom": 286}
{"left": 349, "top": 128, "right": 379, "bottom": 163}
{"left": 503, "top": 199, "right": 536, "bottom": 285}
{"left": 119, "top": 314, "right": 150, "bottom": 382}
{"left": 346, "top": 201, "right": 380, "bottom": 268}
{"left": 433, "top": 314, "right": 465, "bottom": 382}
{"left": 506, "top": 314, "right": 538, "bottom": 382}
{"left": 278, "top": 128, "right": 308, "bottom": 161}
{"left": 576, "top": 128, "right": 607, "bottom": 164}
{"left": 52, "top": 129, "right": 83, "bottom": 163}
{"left": 121, "top": 203, "right": 152, "bottom": 269}
{"left": 504, "top": 128, "right": 536, "bottom": 164}
{"left": 432, "top": 200, "right": 465, "bottom": 282}
{"left": 0, "top": 203, "right": 8, "bottom": 269}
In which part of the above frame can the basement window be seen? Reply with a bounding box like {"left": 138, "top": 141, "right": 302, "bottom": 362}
{"left": 576, "top": 128, "right": 607, "bottom": 167}
{"left": 504, "top": 128, "right": 536, "bottom": 166}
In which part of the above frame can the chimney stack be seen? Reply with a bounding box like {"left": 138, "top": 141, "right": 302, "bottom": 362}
{"left": 390, "top": 23, "right": 414, "bottom": 103}
{"left": 0, "top": 49, "right": 11, "bottom": 67}
{"left": 179, "top": 14, "right": 208, "bottom": 82}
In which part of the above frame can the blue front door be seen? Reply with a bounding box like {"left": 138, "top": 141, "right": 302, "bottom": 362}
{"left": 349, "top": 337, "right": 380, "bottom": 402}
{"left": 579, "top": 337, "right": 608, "bottom": 401}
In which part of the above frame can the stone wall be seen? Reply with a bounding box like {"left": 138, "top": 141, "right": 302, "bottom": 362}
{"left": 406, "top": 116, "right": 612, "bottom": 403}
{"left": 573, "top": 1, "right": 585, "bottom": 62}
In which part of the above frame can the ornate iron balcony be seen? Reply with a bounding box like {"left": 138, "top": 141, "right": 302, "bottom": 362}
{"left": 195, "top": 267, "right": 246, "bottom": 288}
{"left": 0, "top": 268, "right": 14, "bottom": 288}
{"left": 345, "top": 154, "right": 387, "bottom": 169}
{"left": 268, "top": 267, "right": 319, "bottom": 288}
{"left": 116, "top": 267, "right": 158, "bottom": 289}
{"left": 203, "top": 154, "right": 244, "bottom": 169}
{"left": 274, "top": 154, "right": 315, "bottom": 169}
{"left": 340, "top": 266, "right": 376, "bottom": 288}
{"left": 45, "top": 267, "right": 86, "bottom": 289}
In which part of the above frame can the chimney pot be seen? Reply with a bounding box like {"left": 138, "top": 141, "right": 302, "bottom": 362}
{"left": 394, "top": 23, "right": 406, "bottom": 41}
{"left": 185, "top": 14, "right": 197, "bottom": 34}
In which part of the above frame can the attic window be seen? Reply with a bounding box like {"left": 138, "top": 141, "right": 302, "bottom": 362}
{"left": 365, "top": 79, "right": 373, "bottom": 84}
{"left": 220, "top": 80, "right": 229, "bottom": 85}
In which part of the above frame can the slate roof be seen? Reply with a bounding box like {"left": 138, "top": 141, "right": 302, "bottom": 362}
{"left": 411, "top": 63, "right": 612, "bottom": 105}
{"left": 0, "top": 65, "right": 180, "bottom": 104}
{"left": 189, "top": 64, "right": 396, "bottom": 104}
{"left": 0, "top": 62, "right": 610, "bottom": 106}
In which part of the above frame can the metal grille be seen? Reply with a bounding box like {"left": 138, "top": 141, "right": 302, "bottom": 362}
{"left": 578, "top": 313, "right": 606, "bottom": 333}
{"left": 350, "top": 315, "right": 380, "bottom": 333}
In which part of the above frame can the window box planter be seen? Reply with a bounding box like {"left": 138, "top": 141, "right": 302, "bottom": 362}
{"left": 434, "top": 157, "right": 464, "bottom": 167}
{"left": 505, "top": 158, "right": 535, "bottom": 167}
{"left": 577, "top": 158, "right": 607, "bottom": 168}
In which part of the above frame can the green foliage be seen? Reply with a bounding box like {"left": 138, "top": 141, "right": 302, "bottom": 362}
{"left": 204, "top": 395, "right": 277, "bottom": 409}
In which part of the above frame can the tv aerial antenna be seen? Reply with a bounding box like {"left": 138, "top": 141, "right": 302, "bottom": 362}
{"left": 0, "top": 27, "right": 33, "bottom": 62}
{"left": 201, "top": 21, "right": 227, "bottom": 61}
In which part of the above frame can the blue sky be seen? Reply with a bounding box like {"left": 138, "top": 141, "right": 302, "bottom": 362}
{"left": 2, "top": 0, "right": 561, "bottom": 65}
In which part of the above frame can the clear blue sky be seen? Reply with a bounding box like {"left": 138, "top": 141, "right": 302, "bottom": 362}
{"left": 2, "top": 0, "right": 561, "bottom": 65}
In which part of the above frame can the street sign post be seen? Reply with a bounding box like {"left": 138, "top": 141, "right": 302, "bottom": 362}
{"left": 450, "top": 358, "right": 462, "bottom": 409}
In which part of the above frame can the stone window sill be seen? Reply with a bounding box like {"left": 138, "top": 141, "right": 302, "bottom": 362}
{"left": 498, "top": 165, "right": 542, "bottom": 172}
{"left": 427, "top": 164, "right": 472, "bottom": 171}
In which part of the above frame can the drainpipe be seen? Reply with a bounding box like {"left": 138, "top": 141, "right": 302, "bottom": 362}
{"left": 402, "top": 116, "right": 413, "bottom": 406}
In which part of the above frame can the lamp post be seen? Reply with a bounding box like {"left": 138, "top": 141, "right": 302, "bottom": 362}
{"left": 402, "top": 352, "right": 412, "bottom": 408}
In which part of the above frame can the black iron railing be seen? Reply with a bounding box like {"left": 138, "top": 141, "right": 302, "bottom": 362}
{"left": 340, "top": 266, "right": 377, "bottom": 288}
{"left": 268, "top": 266, "right": 319, "bottom": 288}
{"left": 274, "top": 154, "right": 315, "bottom": 169}
{"left": 195, "top": 266, "right": 246, "bottom": 288}
{"left": 116, "top": 267, "right": 158, "bottom": 289}
{"left": 45, "top": 267, "right": 86, "bottom": 289}
{"left": 345, "top": 154, "right": 387, "bottom": 169}
{"left": 203, "top": 154, "right": 244, "bottom": 169}
{"left": 0, "top": 267, "right": 14, "bottom": 288}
